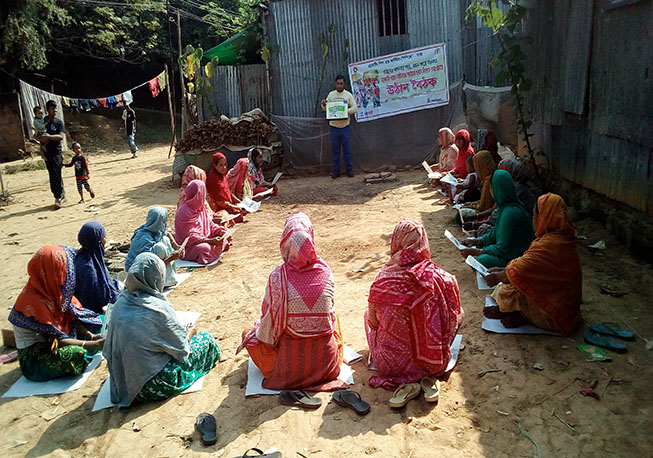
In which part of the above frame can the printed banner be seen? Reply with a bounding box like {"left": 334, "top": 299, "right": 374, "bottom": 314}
{"left": 348, "top": 43, "right": 449, "bottom": 122}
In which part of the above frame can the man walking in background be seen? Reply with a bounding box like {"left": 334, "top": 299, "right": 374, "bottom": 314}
{"left": 39, "top": 100, "right": 66, "bottom": 209}
{"left": 321, "top": 75, "right": 357, "bottom": 179}
{"left": 122, "top": 103, "right": 138, "bottom": 158}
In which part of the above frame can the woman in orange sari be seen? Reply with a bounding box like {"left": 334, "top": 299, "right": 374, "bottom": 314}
{"left": 471, "top": 150, "right": 497, "bottom": 213}
{"left": 484, "top": 194, "right": 582, "bottom": 335}
{"left": 237, "top": 212, "right": 346, "bottom": 391}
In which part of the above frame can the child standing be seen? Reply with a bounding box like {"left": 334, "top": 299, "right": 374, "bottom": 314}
{"left": 65, "top": 142, "right": 95, "bottom": 203}
{"left": 32, "top": 106, "right": 47, "bottom": 158}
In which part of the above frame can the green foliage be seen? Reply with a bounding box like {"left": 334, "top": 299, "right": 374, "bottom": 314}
{"left": 261, "top": 43, "right": 280, "bottom": 63}
{"left": 179, "top": 44, "right": 219, "bottom": 115}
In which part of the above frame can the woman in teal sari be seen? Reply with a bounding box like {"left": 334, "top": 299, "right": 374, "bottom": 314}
{"left": 125, "top": 207, "right": 184, "bottom": 287}
{"left": 461, "top": 170, "right": 534, "bottom": 268}
{"left": 104, "top": 252, "right": 220, "bottom": 408}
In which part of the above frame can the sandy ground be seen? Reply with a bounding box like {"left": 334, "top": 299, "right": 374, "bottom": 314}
{"left": 0, "top": 146, "right": 652, "bottom": 458}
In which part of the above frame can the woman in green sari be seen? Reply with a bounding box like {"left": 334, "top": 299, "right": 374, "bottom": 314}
{"left": 461, "top": 170, "right": 534, "bottom": 268}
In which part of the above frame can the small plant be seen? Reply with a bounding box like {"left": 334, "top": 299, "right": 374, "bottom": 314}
{"left": 179, "top": 45, "right": 220, "bottom": 117}
{"left": 466, "top": 0, "right": 544, "bottom": 183}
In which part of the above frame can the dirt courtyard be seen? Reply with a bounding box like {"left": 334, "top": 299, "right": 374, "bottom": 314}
{"left": 0, "top": 145, "right": 651, "bottom": 457}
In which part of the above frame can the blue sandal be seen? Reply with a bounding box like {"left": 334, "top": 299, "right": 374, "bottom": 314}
{"left": 588, "top": 323, "right": 635, "bottom": 341}
{"left": 584, "top": 331, "right": 627, "bottom": 353}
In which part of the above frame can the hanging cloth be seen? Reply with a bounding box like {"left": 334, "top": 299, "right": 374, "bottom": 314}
{"left": 157, "top": 70, "right": 168, "bottom": 91}
{"left": 115, "top": 94, "right": 124, "bottom": 107}
{"left": 97, "top": 98, "right": 108, "bottom": 108}
{"left": 107, "top": 96, "right": 117, "bottom": 109}
{"left": 148, "top": 77, "right": 160, "bottom": 98}
{"left": 123, "top": 90, "right": 134, "bottom": 105}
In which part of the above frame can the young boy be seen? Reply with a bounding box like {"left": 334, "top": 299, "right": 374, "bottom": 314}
{"left": 65, "top": 142, "right": 95, "bottom": 203}
{"left": 32, "top": 106, "right": 47, "bottom": 158}
{"left": 453, "top": 155, "right": 481, "bottom": 204}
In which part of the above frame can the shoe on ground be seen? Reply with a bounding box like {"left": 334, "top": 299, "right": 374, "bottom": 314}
{"left": 346, "top": 171, "right": 354, "bottom": 177}
{"left": 131, "top": 152, "right": 138, "bottom": 158}
{"left": 332, "top": 173, "right": 340, "bottom": 179}
{"left": 54, "top": 198, "right": 61, "bottom": 210}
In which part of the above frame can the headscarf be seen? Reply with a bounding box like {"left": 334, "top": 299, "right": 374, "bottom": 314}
{"left": 174, "top": 180, "right": 225, "bottom": 249}
{"left": 226, "top": 157, "right": 253, "bottom": 201}
{"left": 74, "top": 222, "right": 121, "bottom": 313}
{"left": 451, "top": 129, "right": 474, "bottom": 178}
{"left": 104, "top": 252, "right": 190, "bottom": 407}
{"left": 437, "top": 128, "right": 458, "bottom": 171}
{"left": 9, "top": 246, "right": 101, "bottom": 339}
{"left": 484, "top": 130, "right": 501, "bottom": 165}
{"left": 506, "top": 194, "right": 581, "bottom": 335}
{"left": 206, "top": 152, "right": 233, "bottom": 211}
{"left": 242, "top": 212, "right": 335, "bottom": 349}
{"left": 177, "top": 165, "right": 207, "bottom": 208}
{"left": 498, "top": 158, "right": 536, "bottom": 214}
{"left": 473, "top": 150, "right": 497, "bottom": 212}
{"left": 124, "top": 207, "right": 169, "bottom": 271}
{"left": 492, "top": 170, "right": 524, "bottom": 215}
{"left": 248, "top": 148, "right": 265, "bottom": 185}
{"left": 368, "top": 219, "right": 464, "bottom": 367}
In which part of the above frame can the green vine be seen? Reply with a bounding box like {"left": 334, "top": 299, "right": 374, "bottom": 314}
{"left": 178, "top": 44, "right": 219, "bottom": 117}
{"left": 466, "top": 0, "right": 544, "bottom": 183}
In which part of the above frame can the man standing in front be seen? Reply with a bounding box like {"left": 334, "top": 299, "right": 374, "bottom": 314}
{"left": 321, "top": 75, "right": 357, "bottom": 179}
{"left": 122, "top": 103, "right": 138, "bottom": 158}
{"left": 39, "top": 100, "right": 66, "bottom": 209}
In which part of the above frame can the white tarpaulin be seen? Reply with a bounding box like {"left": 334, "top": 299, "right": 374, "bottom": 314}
{"left": 348, "top": 43, "right": 449, "bottom": 122}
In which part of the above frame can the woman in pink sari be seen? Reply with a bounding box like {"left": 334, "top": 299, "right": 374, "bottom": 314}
{"left": 237, "top": 212, "right": 345, "bottom": 391}
{"left": 366, "top": 219, "right": 464, "bottom": 390}
{"left": 174, "top": 180, "right": 231, "bottom": 264}
{"left": 177, "top": 165, "right": 207, "bottom": 209}
{"left": 226, "top": 158, "right": 253, "bottom": 201}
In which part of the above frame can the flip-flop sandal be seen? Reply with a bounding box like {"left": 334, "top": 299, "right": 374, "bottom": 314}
{"left": 240, "top": 448, "right": 282, "bottom": 457}
{"left": 584, "top": 331, "right": 627, "bottom": 353}
{"left": 420, "top": 377, "right": 441, "bottom": 403}
{"left": 589, "top": 322, "right": 635, "bottom": 341}
{"left": 332, "top": 389, "right": 371, "bottom": 415}
{"left": 388, "top": 383, "right": 421, "bottom": 409}
{"left": 195, "top": 413, "right": 217, "bottom": 446}
{"left": 279, "top": 389, "right": 322, "bottom": 410}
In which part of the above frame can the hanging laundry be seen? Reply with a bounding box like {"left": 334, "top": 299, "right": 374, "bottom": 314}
{"left": 115, "top": 93, "right": 124, "bottom": 107}
{"left": 79, "top": 99, "right": 91, "bottom": 111}
{"left": 107, "top": 96, "right": 117, "bottom": 109}
{"left": 61, "top": 97, "right": 70, "bottom": 108}
{"left": 123, "top": 90, "right": 134, "bottom": 105}
{"left": 69, "top": 99, "right": 79, "bottom": 113}
{"left": 148, "top": 77, "right": 160, "bottom": 98}
{"left": 90, "top": 99, "right": 100, "bottom": 109}
{"left": 97, "top": 98, "right": 108, "bottom": 108}
{"left": 157, "top": 70, "right": 168, "bottom": 91}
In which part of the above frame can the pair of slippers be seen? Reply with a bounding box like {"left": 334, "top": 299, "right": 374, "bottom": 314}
{"left": 389, "top": 377, "right": 440, "bottom": 409}
{"left": 279, "top": 389, "right": 371, "bottom": 415}
{"left": 584, "top": 322, "right": 635, "bottom": 353}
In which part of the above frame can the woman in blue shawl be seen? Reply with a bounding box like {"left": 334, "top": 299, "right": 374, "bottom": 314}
{"left": 74, "top": 221, "right": 122, "bottom": 313}
{"left": 104, "top": 252, "right": 220, "bottom": 407}
{"left": 124, "top": 207, "right": 184, "bottom": 287}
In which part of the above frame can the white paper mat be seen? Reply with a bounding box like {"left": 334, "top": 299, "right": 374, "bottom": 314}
{"left": 2, "top": 354, "right": 103, "bottom": 398}
{"left": 92, "top": 375, "right": 205, "bottom": 411}
{"left": 368, "top": 334, "right": 463, "bottom": 373}
{"left": 245, "top": 359, "right": 354, "bottom": 397}
{"left": 482, "top": 295, "right": 560, "bottom": 335}
{"left": 175, "top": 254, "right": 223, "bottom": 269}
{"left": 162, "top": 272, "right": 191, "bottom": 297}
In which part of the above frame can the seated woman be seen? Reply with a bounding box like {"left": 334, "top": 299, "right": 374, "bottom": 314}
{"left": 177, "top": 165, "right": 207, "bottom": 209}
{"left": 461, "top": 170, "right": 534, "bottom": 268}
{"left": 452, "top": 156, "right": 480, "bottom": 204}
{"left": 174, "top": 180, "right": 232, "bottom": 264}
{"left": 248, "top": 147, "right": 279, "bottom": 197}
{"left": 226, "top": 157, "right": 254, "bottom": 201}
{"left": 104, "top": 252, "right": 220, "bottom": 408}
{"left": 8, "top": 246, "right": 104, "bottom": 381}
{"left": 457, "top": 150, "right": 496, "bottom": 221}
{"left": 366, "top": 219, "right": 464, "bottom": 390}
{"left": 237, "top": 212, "right": 345, "bottom": 391}
{"left": 74, "top": 221, "right": 122, "bottom": 314}
{"left": 206, "top": 152, "right": 247, "bottom": 221}
{"left": 450, "top": 129, "right": 475, "bottom": 179}
{"left": 435, "top": 127, "right": 458, "bottom": 172}
{"left": 484, "top": 194, "right": 581, "bottom": 335}
{"left": 480, "top": 129, "right": 501, "bottom": 165}
{"left": 125, "top": 207, "right": 183, "bottom": 288}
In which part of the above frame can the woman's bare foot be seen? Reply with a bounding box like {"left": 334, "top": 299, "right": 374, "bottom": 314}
{"left": 500, "top": 312, "right": 528, "bottom": 328}
{"left": 483, "top": 306, "right": 502, "bottom": 319}
{"left": 78, "top": 198, "right": 84, "bottom": 204}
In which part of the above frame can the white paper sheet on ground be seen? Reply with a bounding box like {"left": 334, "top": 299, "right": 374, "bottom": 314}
{"left": 440, "top": 173, "right": 459, "bottom": 187}
{"left": 343, "top": 345, "right": 362, "bottom": 364}
{"left": 238, "top": 196, "right": 261, "bottom": 213}
{"left": 92, "top": 375, "right": 205, "bottom": 411}
{"left": 245, "top": 359, "right": 354, "bottom": 397}
{"left": 2, "top": 354, "right": 103, "bottom": 398}
{"left": 482, "top": 296, "right": 560, "bottom": 335}
{"left": 477, "top": 271, "right": 496, "bottom": 290}
{"left": 444, "top": 229, "right": 465, "bottom": 250}
{"left": 270, "top": 172, "right": 283, "bottom": 186}
{"left": 254, "top": 187, "right": 275, "bottom": 199}
{"left": 422, "top": 161, "right": 434, "bottom": 175}
{"left": 162, "top": 272, "right": 191, "bottom": 297}
{"left": 220, "top": 213, "right": 240, "bottom": 225}
{"left": 368, "top": 334, "right": 463, "bottom": 373}
{"left": 176, "top": 253, "right": 224, "bottom": 269}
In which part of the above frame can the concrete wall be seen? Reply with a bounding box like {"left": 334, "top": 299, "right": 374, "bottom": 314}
{"left": 0, "top": 93, "right": 26, "bottom": 162}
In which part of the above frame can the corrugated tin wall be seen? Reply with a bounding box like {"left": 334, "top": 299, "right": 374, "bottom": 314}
{"left": 199, "top": 64, "right": 268, "bottom": 120}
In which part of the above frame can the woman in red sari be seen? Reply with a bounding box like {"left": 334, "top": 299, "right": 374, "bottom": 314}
{"left": 237, "top": 212, "right": 346, "bottom": 391}
{"left": 206, "top": 152, "right": 246, "bottom": 221}
{"left": 450, "top": 129, "right": 475, "bottom": 179}
{"left": 366, "top": 219, "right": 464, "bottom": 390}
